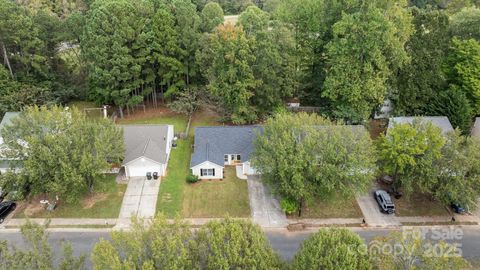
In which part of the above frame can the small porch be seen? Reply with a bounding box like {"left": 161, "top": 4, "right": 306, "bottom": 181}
{"left": 235, "top": 165, "right": 247, "bottom": 180}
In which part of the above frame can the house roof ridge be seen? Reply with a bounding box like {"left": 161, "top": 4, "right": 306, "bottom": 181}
{"left": 142, "top": 138, "right": 151, "bottom": 155}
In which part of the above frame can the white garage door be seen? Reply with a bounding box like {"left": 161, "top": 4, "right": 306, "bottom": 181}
{"left": 126, "top": 158, "right": 162, "bottom": 177}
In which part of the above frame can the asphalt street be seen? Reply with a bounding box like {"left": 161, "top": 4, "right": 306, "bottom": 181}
{"left": 1, "top": 227, "right": 479, "bottom": 269}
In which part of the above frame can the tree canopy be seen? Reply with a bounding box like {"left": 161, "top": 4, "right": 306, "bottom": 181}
{"left": 376, "top": 120, "right": 445, "bottom": 195}
{"left": 91, "top": 217, "right": 281, "bottom": 270}
{"left": 1, "top": 105, "right": 124, "bottom": 202}
{"left": 291, "top": 228, "right": 371, "bottom": 270}
{"left": 251, "top": 112, "right": 376, "bottom": 216}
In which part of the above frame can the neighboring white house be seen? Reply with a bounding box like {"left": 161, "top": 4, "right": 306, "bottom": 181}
{"left": 0, "top": 112, "right": 21, "bottom": 173}
{"left": 190, "top": 126, "right": 262, "bottom": 179}
{"left": 122, "top": 125, "right": 174, "bottom": 178}
{"left": 388, "top": 116, "right": 454, "bottom": 135}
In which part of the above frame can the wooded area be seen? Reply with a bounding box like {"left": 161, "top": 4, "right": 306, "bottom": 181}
{"left": 0, "top": 0, "right": 479, "bottom": 126}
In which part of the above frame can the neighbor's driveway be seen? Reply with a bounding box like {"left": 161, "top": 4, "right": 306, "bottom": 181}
{"left": 247, "top": 175, "right": 287, "bottom": 228}
{"left": 356, "top": 189, "right": 400, "bottom": 227}
{"left": 118, "top": 177, "right": 160, "bottom": 220}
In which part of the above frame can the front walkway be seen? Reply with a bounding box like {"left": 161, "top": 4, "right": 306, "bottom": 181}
{"left": 247, "top": 176, "right": 287, "bottom": 228}
{"left": 117, "top": 177, "right": 160, "bottom": 220}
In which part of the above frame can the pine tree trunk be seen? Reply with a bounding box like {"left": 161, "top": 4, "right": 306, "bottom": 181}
{"left": 119, "top": 106, "right": 124, "bottom": 118}
{"left": 298, "top": 198, "right": 304, "bottom": 217}
{"left": 186, "top": 62, "right": 190, "bottom": 86}
{"left": 1, "top": 41, "right": 14, "bottom": 79}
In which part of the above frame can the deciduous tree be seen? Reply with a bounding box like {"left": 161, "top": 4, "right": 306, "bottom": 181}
{"left": 197, "top": 24, "right": 256, "bottom": 123}
{"left": 433, "top": 131, "right": 480, "bottom": 208}
{"left": 192, "top": 219, "right": 281, "bottom": 269}
{"left": 370, "top": 230, "right": 470, "bottom": 270}
{"left": 291, "top": 228, "right": 371, "bottom": 270}
{"left": 323, "top": 2, "right": 413, "bottom": 121}
{"left": 376, "top": 120, "right": 445, "bottom": 196}
{"left": 444, "top": 38, "right": 480, "bottom": 114}
{"left": 251, "top": 113, "right": 376, "bottom": 216}
{"left": 450, "top": 7, "right": 480, "bottom": 41}
{"left": 91, "top": 217, "right": 194, "bottom": 270}
{"left": 2, "top": 106, "right": 124, "bottom": 202}
{"left": 200, "top": 2, "right": 224, "bottom": 32}
{"left": 392, "top": 8, "right": 450, "bottom": 115}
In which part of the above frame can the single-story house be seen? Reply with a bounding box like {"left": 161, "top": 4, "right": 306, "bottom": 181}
{"left": 388, "top": 116, "right": 454, "bottom": 135}
{"left": 471, "top": 118, "right": 480, "bottom": 137}
{"left": 190, "top": 126, "right": 262, "bottom": 179}
{"left": 0, "top": 112, "right": 21, "bottom": 173}
{"left": 122, "top": 125, "right": 174, "bottom": 178}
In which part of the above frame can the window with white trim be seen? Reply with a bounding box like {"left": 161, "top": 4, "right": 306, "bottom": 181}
{"left": 200, "top": 168, "right": 215, "bottom": 176}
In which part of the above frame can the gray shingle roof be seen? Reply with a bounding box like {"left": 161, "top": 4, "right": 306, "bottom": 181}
{"left": 122, "top": 125, "right": 171, "bottom": 165}
{"left": 472, "top": 118, "right": 480, "bottom": 137}
{"left": 388, "top": 116, "right": 454, "bottom": 134}
{"left": 190, "top": 126, "right": 263, "bottom": 167}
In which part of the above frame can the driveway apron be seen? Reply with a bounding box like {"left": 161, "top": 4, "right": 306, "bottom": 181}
{"left": 356, "top": 190, "right": 401, "bottom": 227}
{"left": 247, "top": 175, "right": 287, "bottom": 228}
{"left": 118, "top": 177, "right": 160, "bottom": 219}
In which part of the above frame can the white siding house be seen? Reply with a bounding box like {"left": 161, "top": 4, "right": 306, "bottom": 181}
{"left": 191, "top": 161, "right": 224, "bottom": 180}
{"left": 122, "top": 125, "right": 174, "bottom": 178}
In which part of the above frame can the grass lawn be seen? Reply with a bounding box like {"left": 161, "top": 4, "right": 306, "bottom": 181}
{"left": 15, "top": 174, "right": 126, "bottom": 219}
{"left": 296, "top": 194, "right": 364, "bottom": 219}
{"left": 156, "top": 109, "right": 223, "bottom": 217}
{"left": 182, "top": 167, "right": 250, "bottom": 218}
{"left": 117, "top": 110, "right": 188, "bottom": 133}
{"left": 68, "top": 101, "right": 105, "bottom": 119}
{"left": 394, "top": 193, "right": 449, "bottom": 217}
{"left": 156, "top": 138, "right": 190, "bottom": 217}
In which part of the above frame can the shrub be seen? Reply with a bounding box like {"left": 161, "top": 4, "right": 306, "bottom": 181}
{"left": 280, "top": 198, "right": 298, "bottom": 215}
{"left": 186, "top": 174, "right": 199, "bottom": 183}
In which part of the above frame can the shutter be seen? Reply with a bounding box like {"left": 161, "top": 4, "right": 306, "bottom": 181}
{"left": 212, "top": 168, "right": 215, "bottom": 176}
{"left": 200, "top": 169, "right": 204, "bottom": 176}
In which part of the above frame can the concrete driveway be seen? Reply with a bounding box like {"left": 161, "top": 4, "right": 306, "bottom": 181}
{"left": 118, "top": 177, "right": 160, "bottom": 219}
{"left": 247, "top": 176, "right": 287, "bottom": 228}
{"left": 356, "top": 190, "right": 400, "bottom": 228}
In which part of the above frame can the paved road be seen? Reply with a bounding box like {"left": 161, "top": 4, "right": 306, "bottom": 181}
{"left": 247, "top": 176, "right": 287, "bottom": 228}
{"left": 2, "top": 227, "right": 480, "bottom": 268}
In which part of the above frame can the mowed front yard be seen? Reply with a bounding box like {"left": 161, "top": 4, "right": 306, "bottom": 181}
{"left": 182, "top": 167, "right": 250, "bottom": 218}
{"left": 15, "top": 174, "right": 125, "bottom": 218}
{"left": 394, "top": 193, "right": 449, "bottom": 217}
{"left": 297, "top": 194, "right": 364, "bottom": 219}
{"left": 117, "top": 107, "right": 188, "bottom": 132}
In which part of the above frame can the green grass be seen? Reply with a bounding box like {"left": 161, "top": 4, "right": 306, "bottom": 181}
{"left": 182, "top": 167, "right": 251, "bottom": 218}
{"left": 68, "top": 101, "right": 105, "bottom": 119}
{"left": 117, "top": 115, "right": 188, "bottom": 133}
{"left": 155, "top": 110, "right": 222, "bottom": 217}
{"left": 15, "top": 174, "right": 126, "bottom": 219}
{"left": 156, "top": 138, "right": 191, "bottom": 217}
{"left": 394, "top": 193, "right": 449, "bottom": 217}
{"left": 295, "top": 194, "right": 364, "bottom": 219}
